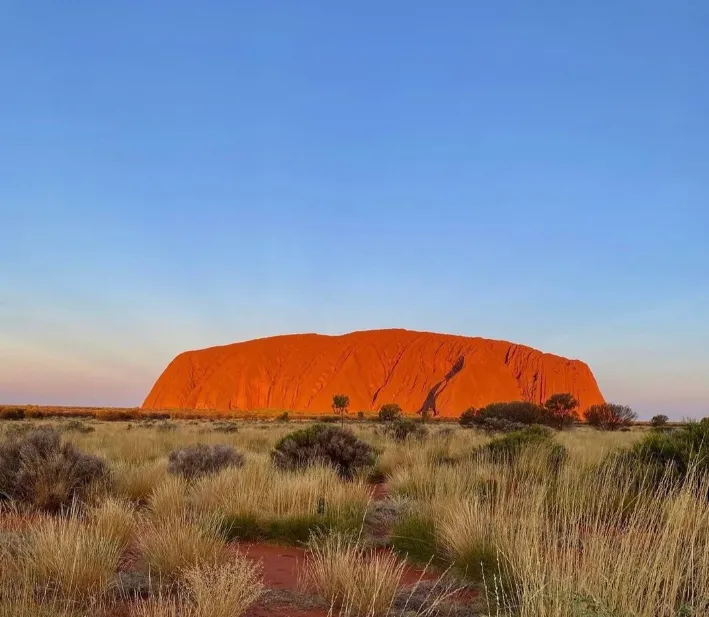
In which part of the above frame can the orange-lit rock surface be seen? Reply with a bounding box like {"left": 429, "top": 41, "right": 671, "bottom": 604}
{"left": 142, "top": 329, "right": 604, "bottom": 417}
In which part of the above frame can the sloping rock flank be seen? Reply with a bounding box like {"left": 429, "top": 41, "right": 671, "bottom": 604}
{"left": 142, "top": 329, "right": 604, "bottom": 417}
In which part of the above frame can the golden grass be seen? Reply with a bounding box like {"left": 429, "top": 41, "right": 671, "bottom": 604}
{"left": 190, "top": 457, "right": 370, "bottom": 524}
{"left": 148, "top": 474, "right": 190, "bottom": 522}
{"left": 24, "top": 515, "right": 121, "bottom": 602}
{"left": 133, "top": 560, "right": 262, "bottom": 617}
{"left": 138, "top": 514, "right": 226, "bottom": 581}
{"left": 112, "top": 459, "right": 168, "bottom": 502}
{"left": 1, "top": 417, "right": 707, "bottom": 617}
{"left": 184, "top": 559, "right": 263, "bottom": 617}
{"left": 88, "top": 496, "right": 137, "bottom": 551}
{"left": 303, "top": 532, "right": 406, "bottom": 617}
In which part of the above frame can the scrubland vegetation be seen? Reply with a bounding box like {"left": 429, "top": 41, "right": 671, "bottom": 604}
{"left": 0, "top": 402, "right": 706, "bottom": 617}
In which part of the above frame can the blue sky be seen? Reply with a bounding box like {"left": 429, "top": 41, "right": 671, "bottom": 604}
{"left": 1, "top": 1, "right": 707, "bottom": 418}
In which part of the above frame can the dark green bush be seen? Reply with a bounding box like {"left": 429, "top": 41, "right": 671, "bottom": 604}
{"left": 379, "top": 403, "right": 402, "bottom": 422}
{"left": 378, "top": 403, "right": 402, "bottom": 423}
{"left": 167, "top": 443, "right": 245, "bottom": 479}
{"left": 384, "top": 418, "right": 428, "bottom": 442}
{"left": 651, "top": 414, "right": 669, "bottom": 429}
{"left": 629, "top": 418, "right": 709, "bottom": 480}
{"left": 0, "top": 427, "right": 107, "bottom": 511}
{"left": 271, "top": 424, "right": 375, "bottom": 479}
{"left": 391, "top": 513, "right": 442, "bottom": 566}
{"left": 458, "top": 407, "right": 477, "bottom": 428}
{"left": 276, "top": 411, "right": 290, "bottom": 423}
{"left": 474, "top": 400, "right": 566, "bottom": 428}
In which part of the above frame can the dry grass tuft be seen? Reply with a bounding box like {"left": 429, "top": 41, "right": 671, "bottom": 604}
{"left": 148, "top": 474, "right": 190, "bottom": 522}
{"left": 132, "top": 560, "right": 262, "bottom": 617}
{"left": 138, "top": 514, "right": 226, "bottom": 581}
{"left": 89, "top": 497, "right": 137, "bottom": 551}
{"left": 303, "top": 532, "right": 405, "bottom": 617}
{"left": 184, "top": 558, "right": 263, "bottom": 617}
{"left": 24, "top": 515, "right": 121, "bottom": 602}
{"left": 112, "top": 459, "right": 168, "bottom": 502}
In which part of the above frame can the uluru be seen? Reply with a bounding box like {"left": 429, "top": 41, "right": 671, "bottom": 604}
{"left": 142, "top": 329, "right": 604, "bottom": 417}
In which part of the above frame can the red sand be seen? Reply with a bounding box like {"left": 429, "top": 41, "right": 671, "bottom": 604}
{"left": 233, "top": 542, "right": 438, "bottom": 589}
{"left": 143, "top": 328, "right": 604, "bottom": 417}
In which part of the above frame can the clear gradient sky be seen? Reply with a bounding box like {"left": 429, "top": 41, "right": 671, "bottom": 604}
{"left": 1, "top": 2, "right": 707, "bottom": 418}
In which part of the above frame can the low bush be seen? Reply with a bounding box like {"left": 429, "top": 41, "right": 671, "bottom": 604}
{"left": 585, "top": 403, "right": 637, "bottom": 431}
{"left": 378, "top": 403, "right": 402, "bottom": 423}
{"left": 167, "top": 444, "right": 245, "bottom": 480}
{"left": 464, "top": 396, "right": 581, "bottom": 429}
{"left": 384, "top": 418, "right": 428, "bottom": 442}
{"left": 477, "top": 401, "right": 549, "bottom": 425}
{"left": 184, "top": 559, "right": 263, "bottom": 617}
{"left": 271, "top": 424, "right": 375, "bottom": 479}
{"left": 213, "top": 421, "right": 239, "bottom": 433}
{"left": 628, "top": 418, "right": 709, "bottom": 480}
{"left": 482, "top": 425, "right": 566, "bottom": 469}
{"left": 58, "top": 419, "right": 95, "bottom": 433}
{"left": 0, "top": 407, "right": 25, "bottom": 420}
{"left": 391, "top": 513, "right": 441, "bottom": 566}
{"left": 460, "top": 407, "right": 532, "bottom": 433}
{"left": 0, "top": 427, "right": 107, "bottom": 511}
{"left": 651, "top": 414, "right": 670, "bottom": 429}
{"left": 458, "top": 408, "right": 477, "bottom": 428}
{"left": 304, "top": 532, "right": 406, "bottom": 617}
{"left": 139, "top": 515, "right": 226, "bottom": 581}
{"left": 276, "top": 411, "right": 290, "bottom": 423}
{"left": 26, "top": 516, "right": 121, "bottom": 602}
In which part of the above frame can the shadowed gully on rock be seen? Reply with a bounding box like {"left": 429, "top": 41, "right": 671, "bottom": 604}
{"left": 142, "top": 329, "right": 604, "bottom": 417}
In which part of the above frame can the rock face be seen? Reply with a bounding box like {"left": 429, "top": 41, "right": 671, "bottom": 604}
{"left": 143, "top": 329, "right": 604, "bottom": 417}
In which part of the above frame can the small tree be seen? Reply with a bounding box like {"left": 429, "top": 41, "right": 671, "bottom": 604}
{"left": 651, "top": 414, "right": 669, "bottom": 428}
{"left": 332, "top": 394, "right": 350, "bottom": 427}
{"left": 586, "top": 403, "right": 637, "bottom": 431}
{"left": 378, "top": 403, "right": 402, "bottom": 423}
{"left": 544, "top": 393, "right": 580, "bottom": 429}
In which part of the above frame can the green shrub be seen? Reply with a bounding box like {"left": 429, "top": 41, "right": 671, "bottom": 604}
{"left": 276, "top": 411, "right": 290, "bottom": 423}
{"left": 585, "top": 403, "right": 637, "bottom": 431}
{"left": 474, "top": 401, "right": 560, "bottom": 428}
{"left": 651, "top": 414, "right": 670, "bottom": 428}
{"left": 378, "top": 403, "right": 402, "bottom": 423}
{"left": 167, "top": 444, "right": 245, "bottom": 480}
{"left": 391, "top": 513, "right": 442, "bottom": 566}
{"left": 629, "top": 418, "right": 709, "bottom": 480}
{"left": 384, "top": 418, "right": 428, "bottom": 443}
{"left": 458, "top": 408, "right": 477, "bottom": 428}
{"left": 271, "top": 424, "right": 375, "bottom": 479}
{"left": 482, "top": 425, "right": 566, "bottom": 469}
{"left": 0, "top": 427, "right": 107, "bottom": 511}
{"left": 462, "top": 414, "right": 526, "bottom": 434}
